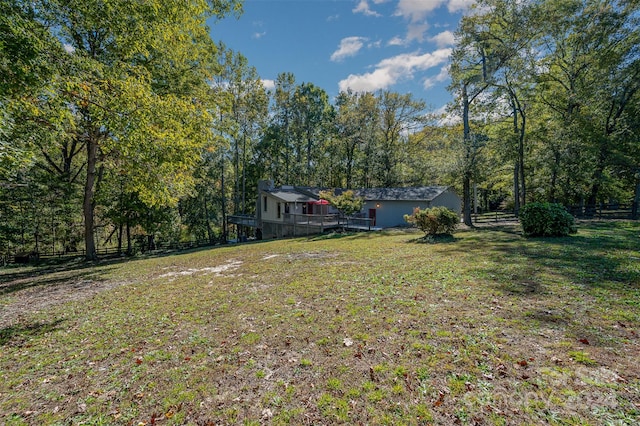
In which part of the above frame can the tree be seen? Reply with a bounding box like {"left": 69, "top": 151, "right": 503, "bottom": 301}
{"left": 318, "top": 190, "right": 364, "bottom": 217}
{"left": 535, "top": 0, "right": 640, "bottom": 210}
{"left": 290, "top": 82, "right": 334, "bottom": 186}
{"left": 333, "top": 90, "right": 381, "bottom": 188}
{"left": 449, "top": 0, "right": 536, "bottom": 225}
{"left": 376, "top": 91, "right": 427, "bottom": 187}
{"left": 7, "top": 0, "right": 241, "bottom": 260}
{"left": 217, "top": 47, "right": 269, "bottom": 216}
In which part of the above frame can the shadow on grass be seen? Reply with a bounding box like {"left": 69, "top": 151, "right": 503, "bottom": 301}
{"left": 307, "top": 231, "right": 359, "bottom": 241}
{"left": 0, "top": 319, "right": 65, "bottom": 346}
{"left": 405, "top": 234, "right": 460, "bottom": 244}
{"left": 0, "top": 257, "right": 125, "bottom": 298}
{"left": 0, "top": 243, "right": 227, "bottom": 296}
{"left": 446, "top": 221, "right": 640, "bottom": 295}
{"left": 306, "top": 229, "right": 393, "bottom": 242}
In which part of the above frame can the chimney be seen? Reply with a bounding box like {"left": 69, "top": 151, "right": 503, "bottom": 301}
{"left": 256, "top": 180, "right": 274, "bottom": 225}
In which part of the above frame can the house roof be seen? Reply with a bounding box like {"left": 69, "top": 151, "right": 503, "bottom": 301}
{"left": 264, "top": 186, "right": 452, "bottom": 204}
{"left": 354, "top": 186, "right": 450, "bottom": 201}
{"left": 265, "top": 190, "right": 316, "bottom": 203}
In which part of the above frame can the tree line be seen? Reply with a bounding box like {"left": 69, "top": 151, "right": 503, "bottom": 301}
{"left": 1, "top": 0, "right": 638, "bottom": 260}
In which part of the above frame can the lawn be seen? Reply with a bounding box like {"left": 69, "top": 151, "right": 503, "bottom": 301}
{"left": 1, "top": 221, "right": 639, "bottom": 425}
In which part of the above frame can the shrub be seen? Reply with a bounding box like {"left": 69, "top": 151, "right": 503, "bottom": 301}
{"left": 519, "top": 202, "right": 577, "bottom": 237}
{"left": 404, "top": 206, "right": 459, "bottom": 236}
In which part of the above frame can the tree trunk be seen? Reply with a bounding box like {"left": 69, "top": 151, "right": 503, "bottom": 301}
{"left": 518, "top": 113, "right": 526, "bottom": 207}
{"left": 220, "top": 151, "right": 228, "bottom": 243}
{"left": 513, "top": 162, "right": 520, "bottom": 216}
{"left": 512, "top": 100, "right": 520, "bottom": 216}
{"left": 83, "top": 138, "right": 98, "bottom": 260}
{"left": 126, "top": 220, "right": 132, "bottom": 255}
{"left": 463, "top": 174, "right": 472, "bottom": 226}
{"left": 117, "top": 222, "right": 123, "bottom": 254}
{"left": 462, "top": 83, "right": 473, "bottom": 227}
{"left": 633, "top": 171, "right": 640, "bottom": 220}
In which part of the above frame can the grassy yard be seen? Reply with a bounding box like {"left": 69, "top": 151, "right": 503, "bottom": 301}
{"left": 1, "top": 221, "right": 639, "bottom": 425}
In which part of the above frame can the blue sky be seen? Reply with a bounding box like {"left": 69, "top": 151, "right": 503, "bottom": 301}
{"left": 209, "top": 0, "right": 473, "bottom": 112}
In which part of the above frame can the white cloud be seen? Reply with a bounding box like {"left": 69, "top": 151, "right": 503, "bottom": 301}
{"left": 252, "top": 31, "right": 266, "bottom": 39}
{"left": 387, "top": 36, "right": 405, "bottom": 46}
{"left": 448, "top": 0, "right": 475, "bottom": 13}
{"left": 338, "top": 48, "right": 452, "bottom": 93}
{"left": 406, "top": 22, "right": 429, "bottom": 42}
{"left": 395, "top": 0, "right": 446, "bottom": 22}
{"left": 429, "top": 30, "right": 455, "bottom": 48}
{"left": 353, "top": 0, "right": 382, "bottom": 17}
{"left": 64, "top": 44, "right": 75, "bottom": 53}
{"left": 261, "top": 79, "right": 275, "bottom": 91}
{"left": 423, "top": 64, "right": 450, "bottom": 89}
{"left": 331, "top": 36, "right": 368, "bottom": 62}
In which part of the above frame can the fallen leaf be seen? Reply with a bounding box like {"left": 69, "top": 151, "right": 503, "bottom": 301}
{"left": 343, "top": 337, "right": 353, "bottom": 347}
{"left": 579, "top": 338, "right": 590, "bottom": 345}
{"left": 135, "top": 358, "right": 143, "bottom": 365}
{"left": 433, "top": 391, "right": 445, "bottom": 407}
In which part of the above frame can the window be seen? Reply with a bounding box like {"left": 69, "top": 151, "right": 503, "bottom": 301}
{"left": 263, "top": 196, "right": 268, "bottom": 212}
{"left": 277, "top": 202, "right": 281, "bottom": 218}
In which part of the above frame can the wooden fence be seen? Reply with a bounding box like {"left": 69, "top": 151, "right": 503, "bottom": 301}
{"left": 1, "top": 238, "right": 225, "bottom": 266}
{"left": 472, "top": 211, "right": 518, "bottom": 224}
{"left": 567, "top": 203, "right": 637, "bottom": 220}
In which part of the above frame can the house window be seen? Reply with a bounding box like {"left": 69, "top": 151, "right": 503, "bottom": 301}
{"left": 277, "top": 202, "right": 281, "bottom": 218}
{"left": 284, "top": 203, "right": 290, "bottom": 214}
{"left": 263, "top": 196, "right": 268, "bottom": 212}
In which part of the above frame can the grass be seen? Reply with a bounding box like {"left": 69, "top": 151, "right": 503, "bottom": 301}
{"left": 0, "top": 220, "right": 639, "bottom": 425}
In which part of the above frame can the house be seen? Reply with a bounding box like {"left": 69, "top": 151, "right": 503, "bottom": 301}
{"left": 229, "top": 180, "right": 461, "bottom": 239}
{"left": 351, "top": 186, "right": 461, "bottom": 228}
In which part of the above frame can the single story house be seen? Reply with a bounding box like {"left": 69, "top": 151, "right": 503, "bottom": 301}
{"left": 352, "top": 186, "right": 461, "bottom": 228}
{"left": 229, "top": 180, "right": 461, "bottom": 239}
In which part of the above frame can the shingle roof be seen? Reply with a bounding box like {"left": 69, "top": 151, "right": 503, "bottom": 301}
{"left": 266, "top": 190, "right": 316, "bottom": 203}
{"left": 267, "top": 186, "right": 450, "bottom": 203}
{"left": 354, "top": 186, "right": 449, "bottom": 201}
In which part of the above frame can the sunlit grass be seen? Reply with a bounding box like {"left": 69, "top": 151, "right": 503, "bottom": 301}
{"left": 0, "top": 221, "right": 639, "bottom": 424}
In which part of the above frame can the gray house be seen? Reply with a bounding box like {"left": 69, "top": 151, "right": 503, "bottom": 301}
{"left": 229, "top": 181, "right": 461, "bottom": 239}
{"left": 351, "top": 186, "right": 461, "bottom": 228}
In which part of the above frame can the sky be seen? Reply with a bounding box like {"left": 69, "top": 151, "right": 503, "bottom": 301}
{"left": 208, "top": 0, "right": 474, "bottom": 112}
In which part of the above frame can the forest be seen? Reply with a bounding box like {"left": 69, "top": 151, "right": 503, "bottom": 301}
{"left": 1, "top": 0, "right": 639, "bottom": 260}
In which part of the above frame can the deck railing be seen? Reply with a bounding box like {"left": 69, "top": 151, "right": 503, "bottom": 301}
{"left": 282, "top": 213, "right": 340, "bottom": 226}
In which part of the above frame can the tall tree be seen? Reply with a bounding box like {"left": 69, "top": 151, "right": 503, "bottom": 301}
{"left": 218, "top": 47, "right": 269, "bottom": 215}
{"left": 290, "top": 82, "right": 333, "bottom": 186}
{"left": 376, "top": 91, "right": 427, "bottom": 187}
{"left": 449, "top": 0, "right": 534, "bottom": 225}
{"left": 9, "top": 0, "right": 241, "bottom": 259}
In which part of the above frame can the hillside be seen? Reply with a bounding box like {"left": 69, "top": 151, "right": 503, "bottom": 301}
{"left": 1, "top": 222, "right": 639, "bottom": 424}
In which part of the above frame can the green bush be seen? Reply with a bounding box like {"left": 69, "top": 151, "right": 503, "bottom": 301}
{"left": 520, "top": 202, "right": 577, "bottom": 237}
{"left": 404, "top": 206, "right": 459, "bottom": 236}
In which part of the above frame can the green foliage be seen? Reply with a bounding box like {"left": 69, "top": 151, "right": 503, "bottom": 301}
{"left": 318, "top": 189, "right": 364, "bottom": 217}
{"left": 404, "top": 206, "right": 459, "bottom": 236}
{"left": 519, "top": 202, "right": 577, "bottom": 237}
